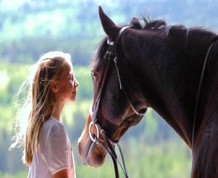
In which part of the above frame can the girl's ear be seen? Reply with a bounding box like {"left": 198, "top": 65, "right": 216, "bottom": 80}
{"left": 51, "top": 82, "right": 59, "bottom": 93}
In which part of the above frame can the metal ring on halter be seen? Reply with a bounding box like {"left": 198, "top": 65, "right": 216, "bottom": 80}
{"left": 89, "top": 121, "right": 100, "bottom": 143}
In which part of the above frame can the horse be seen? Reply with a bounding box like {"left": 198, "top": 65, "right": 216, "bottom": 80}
{"left": 78, "top": 6, "right": 218, "bottom": 178}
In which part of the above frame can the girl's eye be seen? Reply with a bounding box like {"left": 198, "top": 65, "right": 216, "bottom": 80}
{"left": 69, "top": 74, "right": 74, "bottom": 80}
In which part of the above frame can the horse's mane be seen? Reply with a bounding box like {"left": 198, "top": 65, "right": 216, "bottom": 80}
{"left": 132, "top": 17, "right": 167, "bottom": 30}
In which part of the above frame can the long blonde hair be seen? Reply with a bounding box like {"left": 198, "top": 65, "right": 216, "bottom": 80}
{"left": 11, "top": 51, "right": 72, "bottom": 165}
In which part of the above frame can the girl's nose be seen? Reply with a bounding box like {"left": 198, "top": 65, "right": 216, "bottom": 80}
{"left": 74, "top": 79, "right": 79, "bottom": 88}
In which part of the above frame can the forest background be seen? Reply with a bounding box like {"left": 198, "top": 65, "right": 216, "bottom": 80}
{"left": 1, "top": 0, "right": 218, "bottom": 177}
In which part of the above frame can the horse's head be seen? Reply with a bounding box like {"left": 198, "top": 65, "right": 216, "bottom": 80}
{"left": 78, "top": 7, "right": 148, "bottom": 167}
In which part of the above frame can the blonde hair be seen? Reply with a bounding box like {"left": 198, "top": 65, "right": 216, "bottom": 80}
{"left": 11, "top": 51, "right": 72, "bottom": 165}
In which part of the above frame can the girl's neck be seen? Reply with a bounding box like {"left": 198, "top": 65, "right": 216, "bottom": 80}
{"left": 52, "top": 102, "right": 65, "bottom": 121}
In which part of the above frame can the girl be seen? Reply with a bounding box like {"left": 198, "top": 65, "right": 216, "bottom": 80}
{"left": 11, "top": 51, "right": 78, "bottom": 178}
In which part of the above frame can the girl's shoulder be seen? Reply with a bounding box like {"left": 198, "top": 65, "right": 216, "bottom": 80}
{"left": 39, "top": 117, "right": 70, "bottom": 154}
{"left": 43, "top": 117, "right": 64, "bottom": 129}
{"left": 40, "top": 117, "right": 67, "bottom": 140}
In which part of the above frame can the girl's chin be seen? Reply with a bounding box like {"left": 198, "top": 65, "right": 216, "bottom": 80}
{"left": 71, "top": 95, "right": 76, "bottom": 102}
{"left": 65, "top": 96, "right": 76, "bottom": 103}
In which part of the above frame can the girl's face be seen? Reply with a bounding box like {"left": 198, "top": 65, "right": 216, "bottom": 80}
{"left": 53, "top": 63, "right": 79, "bottom": 104}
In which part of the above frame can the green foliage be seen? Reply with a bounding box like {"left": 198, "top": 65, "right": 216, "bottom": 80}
{"left": 0, "top": 63, "right": 28, "bottom": 130}
{"left": 0, "top": 170, "right": 28, "bottom": 178}
{"left": 122, "top": 140, "right": 191, "bottom": 178}
{"left": 74, "top": 66, "right": 93, "bottom": 100}
{"left": 143, "top": 109, "right": 158, "bottom": 141}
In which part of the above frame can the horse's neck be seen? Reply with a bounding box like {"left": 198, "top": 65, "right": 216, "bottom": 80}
{"left": 192, "top": 40, "right": 218, "bottom": 145}
{"left": 138, "top": 29, "right": 217, "bottom": 147}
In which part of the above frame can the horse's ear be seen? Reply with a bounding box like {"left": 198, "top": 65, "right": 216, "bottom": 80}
{"left": 98, "top": 6, "right": 120, "bottom": 41}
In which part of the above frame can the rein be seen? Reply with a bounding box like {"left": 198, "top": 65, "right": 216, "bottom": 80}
{"left": 88, "top": 26, "right": 145, "bottom": 178}
{"left": 192, "top": 40, "right": 217, "bottom": 147}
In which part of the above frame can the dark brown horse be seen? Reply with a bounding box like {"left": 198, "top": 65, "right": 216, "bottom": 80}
{"left": 78, "top": 7, "right": 218, "bottom": 178}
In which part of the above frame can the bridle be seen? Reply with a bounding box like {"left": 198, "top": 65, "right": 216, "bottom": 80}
{"left": 88, "top": 26, "right": 145, "bottom": 178}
